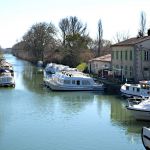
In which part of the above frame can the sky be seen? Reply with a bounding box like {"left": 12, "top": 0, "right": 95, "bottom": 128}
{"left": 0, "top": 0, "right": 150, "bottom": 48}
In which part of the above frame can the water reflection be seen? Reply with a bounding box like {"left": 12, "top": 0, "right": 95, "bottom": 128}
{"left": 22, "top": 63, "right": 44, "bottom": 93}
{"left": 0, "top": 54, "right": 147, "bottom": 150}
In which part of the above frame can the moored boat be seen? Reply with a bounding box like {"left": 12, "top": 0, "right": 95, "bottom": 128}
{"left": 120, "top": 81, "right": 150, "bottom": 98}
{"left": 126, "top": 97, "right": 150, "bottom": 120}
{"left": 44, "top": 71, "right": 104, "bottom": 91}
{"left": 141, "top": 127, "right": 150, "bottom": 150}
{"left": 0, "top": 57, "right": 15, "bottom": 87}
{"left": 0, "top": 72, "right": 15, "bottom": 87}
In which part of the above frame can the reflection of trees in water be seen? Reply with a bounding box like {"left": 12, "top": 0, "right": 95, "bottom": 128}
{"left": 0, "top": 90, "right": 14, "bottom": 137}
{"left": 110, "top": 96, "right": 150, "bottom": 141}
{"left": 95, "top": 94, "right": 113, "bottom": 118}
{"left": 22, "top": 63, "right": 44, "bottom": 93}
{"left": 95, "top": 95, "right": 150, "bottom": 141}
{"left": 57, "top": 92, "right": 94, "bottom": 115}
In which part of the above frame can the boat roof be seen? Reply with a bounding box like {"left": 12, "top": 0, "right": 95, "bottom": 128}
{"left": 55, "top": 71, "right": 92, "bottom": 79}
{"left": 124, "top": 83, "right": 140, "bottom": 87}
{"left": 139, "top": 80, "right": 150, "bottom": 85}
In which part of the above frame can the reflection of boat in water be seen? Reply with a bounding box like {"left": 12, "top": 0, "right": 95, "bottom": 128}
{"left": 120, "top": 81, "right": 150, "bottom": 98}
{"left": 44, "top": 71, "right": 104, "bottom": 91}
{"left": 126, "top": 97, "right": 150, "bottom": 120}
{"left": 141, "top": 127, "right": 150, "bottom": 150}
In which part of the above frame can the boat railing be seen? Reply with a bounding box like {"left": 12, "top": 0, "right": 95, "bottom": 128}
{"left": 127, "top": 97, "right": 145, "bottom": 107}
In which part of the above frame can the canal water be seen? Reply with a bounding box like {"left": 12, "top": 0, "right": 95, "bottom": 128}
{"left": 0, "top": 54, "right": 149, "bottom": 150}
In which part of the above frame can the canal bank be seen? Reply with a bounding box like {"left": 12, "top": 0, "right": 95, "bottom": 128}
{"left": 96, "top": 78, "right": 122, "bottom": 93}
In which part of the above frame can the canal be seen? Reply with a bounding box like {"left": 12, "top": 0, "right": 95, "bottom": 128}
{"left": 0, "top": 54, "right": 149, "bottom": 150}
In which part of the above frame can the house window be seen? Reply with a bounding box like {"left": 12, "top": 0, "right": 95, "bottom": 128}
{"left": 116, "top": 51, "right": 118, "bottom": 59}
{"left": 120, "top": 51, "right": 122, "bottom": 61}
{"left": 144, "top": 51, "right": 149, "bottom": 61}
{"left": 130, "top": 66, "right": 133, "bottom": 77}
{"left": 125, "top": 65, "right": 128, "bottom": 76}
{"left": 130, "top": 50, "right": 132, "bottom": 61}
{"left": 112, "top": 51, "right": 114, "bottom": 59}
{"left": 144, "top": 68, "right": 149, "bottom": 71}
{"left": 96, "top": 63, "right": 98, "bottom": 68}
{"left": 125, "top": 51, "right": 128, "bottom": 60}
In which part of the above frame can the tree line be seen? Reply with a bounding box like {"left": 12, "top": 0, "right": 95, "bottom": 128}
{"left": 12, "top": 12, "right": 149, "bottom": 67}
{"left": 12, "top": 16, "right": 111, "bottom": 67}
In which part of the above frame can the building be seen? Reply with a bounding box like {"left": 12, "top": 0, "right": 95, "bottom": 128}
{"left": 88, "top": 54, "right": 111, "bottom": 77}
{"left": 111, "top": 36, "right": 150, "bottom": 82}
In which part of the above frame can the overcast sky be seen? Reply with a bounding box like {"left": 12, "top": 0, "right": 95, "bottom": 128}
{"left": 0, "top": 0, "right": 150, "bottom": 48}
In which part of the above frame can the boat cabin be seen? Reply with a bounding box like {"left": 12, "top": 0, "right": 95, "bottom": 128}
{"left": 53, "top": 71, "right": 94, "bottom": 86}
{"left": 139, "top": 81, "right": 150, "bottom": 90}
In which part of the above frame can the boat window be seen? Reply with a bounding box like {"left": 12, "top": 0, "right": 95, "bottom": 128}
{"left": 141, "top": 84, "right": 149, "bottom": 90}
{"left": 137, "top": 88, "right": 140, "bottom": 92}
{"left": 126, "top": 86, "right": 129, "bottom": 90}
{"left": 72, "top": 80, "right": 75, "bottom": 84}
{"left": 82, "top": 80, "right": 91, "bottom": 85}
{"left": 77, "top": 80, "right": 80, "bottom": 85}
{"left": 64, "top": 80, "right": 71, "bottom": 84}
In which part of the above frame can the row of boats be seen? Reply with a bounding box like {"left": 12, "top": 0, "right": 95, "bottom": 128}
{"left": 120, "top": 79, "right": 150, "bottom": 149}
{"left": 0, "top": 57, "right": 15, "bottom": 87}
{"left": 43, "top": 63, "right": 104, "bottom": 91}
{"left": 120, "top": 81, "right": 150, "bottom": 121}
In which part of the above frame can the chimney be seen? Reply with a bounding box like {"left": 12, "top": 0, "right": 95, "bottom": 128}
{"left": 148, "top": 29, "right": 150, "bottom": 36}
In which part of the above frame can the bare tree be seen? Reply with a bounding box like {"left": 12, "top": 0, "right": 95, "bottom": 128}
{"left": 138, "top": 11, "right": 146, "bottom": 37}
{"left": 97, "top": 19, "right": 103, "bottom": 56}
{"left": 113, "top": 31, "right": 130, "bottom": 43}
{"left": 59, "top": 18, "right": 69, "bottom": 46}
{"left": 23, "top": 22, "right": 57, "bottom": 62}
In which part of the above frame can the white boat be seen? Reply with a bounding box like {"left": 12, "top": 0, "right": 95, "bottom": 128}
{"left": 45, "top": 63, "right": 69, "bottom": 74}
{"left": 0, "top": 72, "right": 15, "bottom": 87}
{"left": 120, "top": 81, "right": 150, "bottom": 98}
{"left": 141, "top": 127, "right": 150, "bottom": 150}
{"left": 0, "top": 60, "right": 14, "bottom": 76}
{"left": 126, "top": 97, "right": 150, "bottom": 120}
{"left": 37, "top": 60, "right": 43, "bottom": 67}
{"left": 44, "top": 71, "right": 104, "bottom": 91}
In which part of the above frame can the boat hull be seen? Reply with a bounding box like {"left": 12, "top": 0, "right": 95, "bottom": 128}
{"left": 49, "top": 83, "right": 104, "bottom": 91}
{"left": 141, "top": 127, "right": 150, "bottom": 150}
{"left": 44, "top": 79, "right": 104, "bottom": 91}
{"left": 127, "top": 107, "right": 150, "bottom": 120}
{"left": 0, "top": 76, "right": 15, "bottom": 87}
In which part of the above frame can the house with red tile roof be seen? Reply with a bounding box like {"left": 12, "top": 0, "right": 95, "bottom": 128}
{"left": 88, "top": 54, "right": 111, "bottom": 76}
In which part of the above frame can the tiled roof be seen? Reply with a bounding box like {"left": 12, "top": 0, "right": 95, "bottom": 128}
{"left": 112, "top": 36, "right": 150, "bottom": 47}
{"left": 89, "top": 54, "right": 111, "bottom": 62}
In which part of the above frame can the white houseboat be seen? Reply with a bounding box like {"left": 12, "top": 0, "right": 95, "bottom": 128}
{"left": 0, "top": 72, "right": 15, "bottom": 87}
{"left": 126, "top": 97, "right": 150, "bottom": 120}
{"left": 44, "top": 71, "right": 104, "bottom": 91}
{"left": 120, "top": 81, "right": 150, "bottom": 98}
